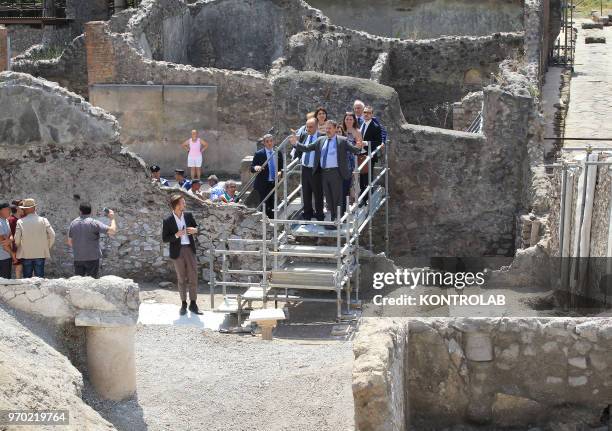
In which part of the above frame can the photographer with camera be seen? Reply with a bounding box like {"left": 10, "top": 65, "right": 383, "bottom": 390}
{"left": 67, "top": 202, "right": 117, "bottom": 278}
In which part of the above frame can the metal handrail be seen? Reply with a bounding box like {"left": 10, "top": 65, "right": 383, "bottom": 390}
{"left": 255, "top": 153, "right": 299, "bottom": 212}
{"left": 205, "top": 134, "right": 390, "bottom": 320}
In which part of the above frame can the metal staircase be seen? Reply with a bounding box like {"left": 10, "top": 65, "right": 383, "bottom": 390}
{"left": 206, "top": 134, "right": 390, "bottom": 322}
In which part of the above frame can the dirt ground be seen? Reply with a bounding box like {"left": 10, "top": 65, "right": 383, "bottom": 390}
{"left": 83, "top": 283, "right": 355, "bottom": 431}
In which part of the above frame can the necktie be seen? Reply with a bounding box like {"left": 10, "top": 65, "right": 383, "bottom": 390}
{"left": 321, "top": 138, "right": 330, "bottom": 168}
{"left": 304, "top": 135, "right": 314, "bottom": 166}
{"left": 268, "top": 151, "right": 275, "bottom": 180}
{"left": 360, "top": 122, "right": 366, "bottom": 136}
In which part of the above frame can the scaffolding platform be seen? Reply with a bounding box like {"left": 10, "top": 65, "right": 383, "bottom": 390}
{"left": 206, "top": 135, "right": 389, "bottom": 321}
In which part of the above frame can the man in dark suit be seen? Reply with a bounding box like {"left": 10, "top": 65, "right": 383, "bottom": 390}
{"left": 358, "top": 105, "right": 384, "bottom": 205}
{"left": 250, "top": 134, "right": 284, "bottom": 219}
{"left": 354, "top": 100, "right": 387, "bottom": 143}
{"left": 162, "top": 194, "right": 202, "bottom": 315}
{"left": 292, "top": 118, "right": 323, "bottom": 221}
{"left": 290, "top": 120, "right": 363, "bottom": 228}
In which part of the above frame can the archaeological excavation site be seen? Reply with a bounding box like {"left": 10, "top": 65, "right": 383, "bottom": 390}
{"left": 1, "top": 0, "right": 612, "bottom": 430}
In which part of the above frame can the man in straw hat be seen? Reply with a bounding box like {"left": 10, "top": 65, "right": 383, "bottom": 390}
{"left": 14, "top": 198, "right": 55, "bottom": 278}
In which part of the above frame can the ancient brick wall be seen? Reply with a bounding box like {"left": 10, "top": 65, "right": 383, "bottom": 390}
{"left": 85, "top": 21, "right": 116, "bottom": 86}
{"left": 0, "top": 26, "right": 7, "bottom": 72}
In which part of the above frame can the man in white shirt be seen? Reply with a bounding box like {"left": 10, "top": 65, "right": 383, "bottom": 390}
{"left": 162, "top": 194, "right": 202, "bottom": 315}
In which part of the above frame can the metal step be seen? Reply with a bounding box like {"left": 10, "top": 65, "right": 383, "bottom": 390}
{"left": 289, "top": 186, "right": 386, "bottom": 238}
{"left": 243, "top": 286, "right": 266, "bottom": 301}
{"left": 278, "top": 243, "right": 340, "bottom": 258}
{"left": 270, "top": 262, "right": 338, "bottom": 290}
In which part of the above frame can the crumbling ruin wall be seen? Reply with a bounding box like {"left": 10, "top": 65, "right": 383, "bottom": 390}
{"left": 84, "top": 19, "right": 276, "bottom": 175}
{"left": 51, "top": 0, "right": 552, "bottom": 264}
{"left": 486, "top": 0, "right": 560, "bottom": 288}
{"left": 12, "top": 35, "right": 88, "bottom": 98}
{"left": 452, "top": 91, "right": 483, "bottom": 131}
{"left": 129, "top": 0, "right": 310, "bottom": 71}
{"left": 306, "top": 0, "right": 524, "bottom": 39}
{"left": 388, "top": 125, "right": 519, "bottom": 260}
{"left": 0, "top": 305, "right": 117, "bottom": 431}
{"left": 353, "top": 318, "right": 407, "bottom": 431}
{"left": 0, "top": 276, "right": 139, "bottom": 371}
{"left": 285, "top": 19, "right": 523, "bottom": 127}
{"left": 6, "top": 25, "right": 73, "bottom": 58}
{"left": 354, "top": 317, "right": 612, "bottom": 430}
{"left": 383, "top": 33, "right": 523, "bottom": 127}
{"left": 286, "top": 29, "right": 384, "bottom": 80}
{"left": 0, "top": 72, "right": 262, "bottom": 280}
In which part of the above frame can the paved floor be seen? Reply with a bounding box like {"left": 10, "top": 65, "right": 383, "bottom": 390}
{"left": 564, "top": 19, "right": 612, "bottom": 155}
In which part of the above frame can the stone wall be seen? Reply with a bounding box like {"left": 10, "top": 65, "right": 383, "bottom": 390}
{"left": 382, "top": 33, "right": 523, "bottom": 127}
{"left": 388, "top": 124, "right": 519, "bottom": 260}
{"left": 187, "top": 0, "right": 306, "bottom": 71}
{"left": 89, "top": 83, "right": 219, "bottom": 175}
{"left": 65, "top": 0, "right": 111, "bottom": 37}
{"left": 306, "top": 0, "right": 524, "bottom": 39}
{"left": 353, "top": 318, "right": 407, "bottom": 431}
{"left": 285, "top": 29, "right": 383, "bottom": 80}
{"left": 0, "top": 277, "right": 139, "bottom": 326}
{"left": 6, "top": 25, "right": 73, "bottom": 57}
{"left": 0, "top": 72, "right": 262, "bottom": 280}
{"left": 353, "top": 317, "right": 612, "bottom": 430}
{"left": 285, "top": 18, "right": 523, "bottom": 127}
{"left": 12, "top": 35, "right": 88, "bottom": 98}
{"left": 0, "top": 306, "right": 117, "bottom": 430}
{"left": 452, "top": 91, "right": 483, "bottom": 131}
{"left": 128, "top": 0, "right": 309, "bottom": 71}
{"left": 84, "top": 20, "right": 276, "bottom": 175}
{"left": 0, "top": 275, "right": 139, "bottom": 372}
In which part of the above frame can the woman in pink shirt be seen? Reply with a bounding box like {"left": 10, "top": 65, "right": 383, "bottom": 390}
{"left": 181, "top": 129, "right": 209, "bottom": 180}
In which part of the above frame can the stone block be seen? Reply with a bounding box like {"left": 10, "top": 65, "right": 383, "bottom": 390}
{"left": 491, "top": 393, "right": 542, "bottom": 427}
{"left": 568, "top": 376, "right": 588, "bottom": 387}
{"left": 585, "top": 37, "right": 606, "bottom": 44}
{"left": 582, "top": 23, "right": 604, "bottom": 29}
{"left": 465, "top": 332, "right": 493, "bottom": 361}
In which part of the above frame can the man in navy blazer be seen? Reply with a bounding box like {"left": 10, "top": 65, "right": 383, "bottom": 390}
{"left": 292, "top": 118, "right": 324, "bottom": 221}
{"left": 290, "top": 120, "right": 363, "bottom": 227}
{"left": 250, "top": 134, "right": 284, "bottom": 219}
